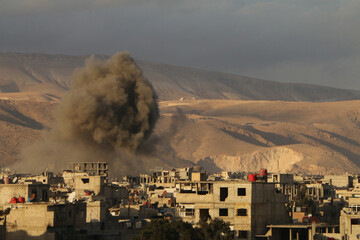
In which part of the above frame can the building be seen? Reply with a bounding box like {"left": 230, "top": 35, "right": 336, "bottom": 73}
{"left": 5, "top": 202, "right": 86, "bottom": 240}
{"left": 175, "top": 180, "right": 289, "bottom": 239}
{"left": 139, "top": 167, "right": 205, "bottom": 187}
{"left": 323, "top": 175, "right": 354, "bottom": 189}
{"left": 69, "top": 162, "right": 108, "bottom": 177}
{"left": 0, "top": 182, "right": 50, "bottom": 205}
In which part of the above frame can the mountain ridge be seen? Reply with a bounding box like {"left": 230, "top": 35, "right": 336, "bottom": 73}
{"left": 1, "top": 52, "right": 360, "bottom": 102}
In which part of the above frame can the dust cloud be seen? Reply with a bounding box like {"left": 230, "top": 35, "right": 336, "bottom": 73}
{"left": 16, "top": 52, "right": 159, "bottom": 173}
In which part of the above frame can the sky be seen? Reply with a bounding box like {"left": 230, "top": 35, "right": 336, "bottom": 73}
{"left": 1, "top": 0, "right": 360, "bottom": 89}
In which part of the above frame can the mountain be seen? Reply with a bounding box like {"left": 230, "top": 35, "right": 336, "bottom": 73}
{"left": 1, "top": 97, "right": 360, "bottom": 175}
{"left": 158, "top": 99, "right": 360, "bottom": 174}
{"left": 1, "top": 52, "right": 360, "bottom": 175}
{"left": 1, "top": 52, "right": 360, "bottom": 102}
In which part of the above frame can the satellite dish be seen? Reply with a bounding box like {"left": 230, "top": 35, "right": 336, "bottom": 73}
{"left": 67, "top": 192, "right": 76, "bottom": 203}
{"left": 12, "top": 177, "right": 18, "bottom": 184}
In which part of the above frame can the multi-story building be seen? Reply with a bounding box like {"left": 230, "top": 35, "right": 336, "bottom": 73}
{"left": 0, "top": 182, "right": 50, "bottom": 205}
{"left": 174, "top": 180, "right": 289, "bottom": 240}
{"left": 5, "top": 202, "right": 86, "bottom": 240}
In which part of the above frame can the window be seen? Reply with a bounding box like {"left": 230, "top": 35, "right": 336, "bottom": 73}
{"left": 237, "top": 209, "right": 247, "bottom": 216}
{"left": 81, "top": 178, "right": 89, "bottom": 184}
{"left": 351, "top": 218, "right": 360, "bottom": 225}
{"left": 220, "top": 188, "right": 228, "bottom": 201}
{"left": 185, "top": 209, "right": 195, "bottom": 216}
{"left": 238, "top": 188, "right": 246, "bottom": 196}
{"left": 239, "top": 231, "right": 248, "bottom": 238}
{"left": 42, "top": 190, "right": 48, "bottom": 201}
{"left": 200, "top": 209, "right": 211, "bottom": 221}
{"left": 273, "top": 175, "right": 278, "bottom": 182}
{"left": 219, "top": 208, "right": 228, "bottom": 216}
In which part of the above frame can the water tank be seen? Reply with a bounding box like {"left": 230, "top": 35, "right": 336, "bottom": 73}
{"left": 260, "top": 169, "right": 267, "bottom": 176}
{"left": 9, "top": 197, "right": 18, "bottom": 203}
{"left": 248, "top": 174, "right": 256, "bottom": 182}
{"left": 18, "top": 197, "right": 25, "bottom": 203}
{"left": 3, "top": 177, "right": 10, "bottom": 184}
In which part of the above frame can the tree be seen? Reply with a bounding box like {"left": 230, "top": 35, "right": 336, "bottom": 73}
{"left": 135, "top": 219, "right": 203, "bottom": 240}
{"left": 135, "top": 218, "right": 232, "bottom": 240}
{"left": 199, "top": 218, "right": 233, "bottom": 240}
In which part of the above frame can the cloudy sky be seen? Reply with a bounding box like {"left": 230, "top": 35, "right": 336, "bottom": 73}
{"left": 1, "top": 0, "right": 360, "bottom": 89}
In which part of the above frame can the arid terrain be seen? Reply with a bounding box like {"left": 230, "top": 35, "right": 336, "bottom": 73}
{"left": 1, "top": 53, "right": 360, "bottom": 174}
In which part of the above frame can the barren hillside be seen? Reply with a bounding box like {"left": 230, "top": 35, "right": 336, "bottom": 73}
{"left": 157, "top": 100, "right": 360, "bottom": 174}
{"left": 2, "top": 52, "right": 360, "bottom": 174}
{"left": 2, "top": 53, "right": 360, "bottom": 102}
{"left": 1, "top": 98, "right": 360, "bottom": 174}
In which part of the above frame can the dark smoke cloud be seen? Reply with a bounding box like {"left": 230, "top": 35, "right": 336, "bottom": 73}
{"left": 57, "top": 52, "right": 158, "bottom": 151}
{"left": 16, "top": 52, "right": 159, "bottom": 172}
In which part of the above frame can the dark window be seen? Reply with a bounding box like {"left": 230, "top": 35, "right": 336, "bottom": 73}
{"left": 273, "top": 175, "right": 278, "bottom": 182}
{"left": 237, "top": 209, "right": 247, "bottom": 216}
{"left": 351, "top": 218, "right": 360, "bottom": 225}
{"left": 200, "top": 209, "right": 211, "bottom": 221}
{"left": 238, "top": 188, "right": 246, "bottom": 196}
{"left": 81, "top": 178, "right": 90, "bottom": 184}
{"left": 69, "top": 210, "right": 72, "bottom": 218}
{"left": 219, "top": 208, "right": 228, "bottom": 216}
{"left": 239, "top": 231, "right": 248, "bottom": 238}
{"left": 220, "top": 188, "right": 228, "bottom": 201}
{"left": 185, "top": 209, "right": 195, "bottom": 216}
{"left": 42, "top": 190, "right": 48, "bottom": 201}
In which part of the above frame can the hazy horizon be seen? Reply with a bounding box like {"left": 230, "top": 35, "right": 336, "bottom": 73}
{"left": 1, "top": 0, "right": 360, "bottom": 90}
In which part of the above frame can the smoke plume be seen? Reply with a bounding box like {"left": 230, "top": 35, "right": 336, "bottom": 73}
{"left": 17, "top": 52, "right": 159, "bottom": 172}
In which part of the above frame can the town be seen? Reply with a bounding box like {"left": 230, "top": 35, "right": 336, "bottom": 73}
{"left": 1, "top": 162, "right": 359, "bottom": 240}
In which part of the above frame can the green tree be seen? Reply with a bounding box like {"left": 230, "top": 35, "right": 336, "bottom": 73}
{"left": 135, "top": 218, "right": 232, "bottom": 240}
{"left": 199, "top": 218, "right": 233, "bottom": 240}
{"left": 135, "top": 219, "right": 203, "bottom": 240}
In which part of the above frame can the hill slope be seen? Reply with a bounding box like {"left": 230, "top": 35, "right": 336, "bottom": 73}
{"left": 1, "top": 98, "right": 360, "bottom": 175}
{"left": 2, "top": 52, "right": 360, "bottom": 175}
{"left": 1, "top": 52, "right": 360, "bottom": 102}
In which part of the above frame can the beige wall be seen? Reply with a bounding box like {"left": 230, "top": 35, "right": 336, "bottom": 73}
{"left": 175, "top": 181, "right": 288, "bottom": 240}
{"left": 74, "top": 175, "right": 105, "bottom": 196}
{"left": 0, "top": 184, "right": 49, "bottom": 205}
{"left": 5, "top": 202, "right": 86, "bottom": 237}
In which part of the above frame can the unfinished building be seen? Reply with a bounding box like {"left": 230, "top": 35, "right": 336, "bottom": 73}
{"left": 175, "top": 180, "right": 289, "bottom": 239}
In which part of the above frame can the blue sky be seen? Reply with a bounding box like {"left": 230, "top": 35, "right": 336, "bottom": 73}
{"left": 1, "top": 0, "right": 360, "bottom": 89}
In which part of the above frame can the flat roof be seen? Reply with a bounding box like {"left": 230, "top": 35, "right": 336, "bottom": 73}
{"left": 267, "top": 223, "right": 338, "bottom": 229}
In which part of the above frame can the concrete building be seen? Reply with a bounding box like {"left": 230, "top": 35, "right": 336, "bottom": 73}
{"left": 175, "top": 180, "right": 289, "bottom": 239}
{"left": 69, "top": 162, "right": 108, "bottom": 177}
{"left": 4, "top": 202, "right": 86, "bottom": 240}
{"left": 0, "top": 182, "right": 50, "bottom": 205}
{"left": 305, "top": 182, "right": 335, "bottom": 202}
{"left": 339, "top": 198, "right": 360, "bottom": 239}
{"left": 139, "top": 167, "right": 204, "bottom": 187}
{"left": 17, "top": 172, "right": 64, "bottom": 186}
{"left": 267, "top": 173, "right": 301, "bottom": 203}
{"left": 73, "top": 174, "right": 106, "bottom": 196}
{"left": 266, "top": 222, "right": 339, "bottom": 240}
{"left": 323, "top": 175, "right": 354, "bottom": 189}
